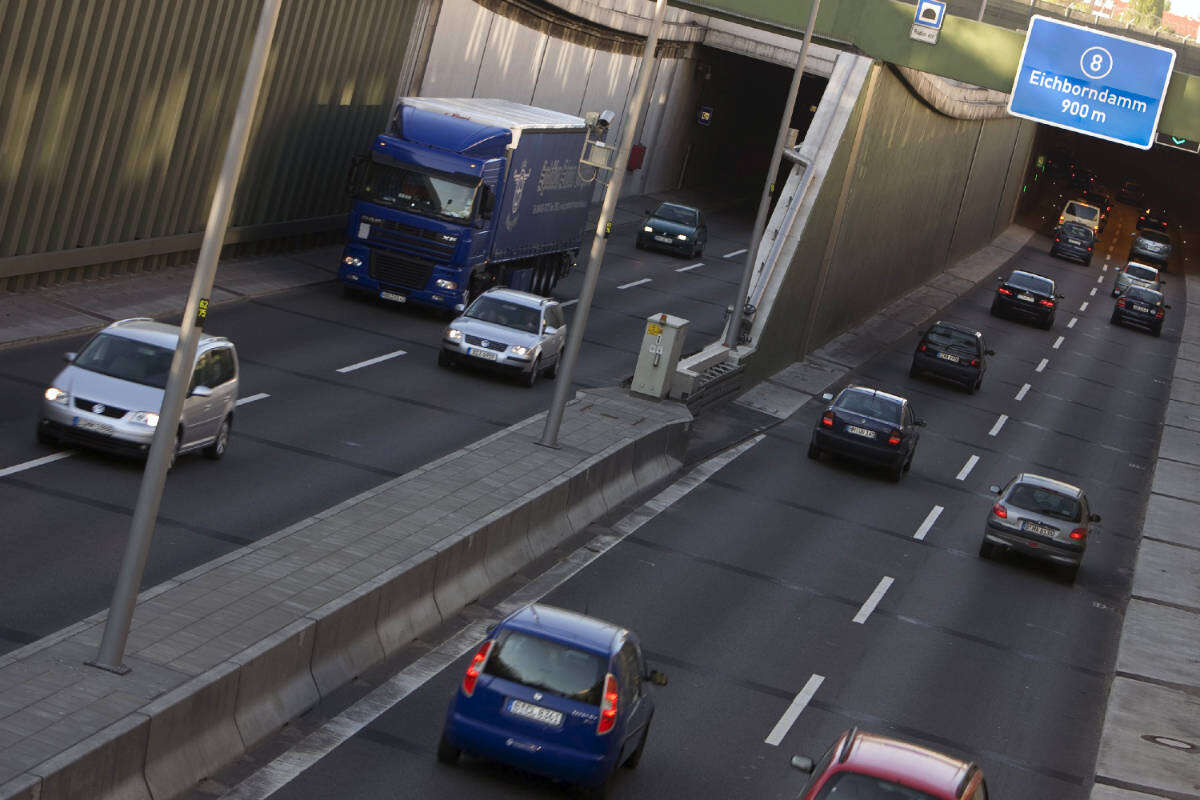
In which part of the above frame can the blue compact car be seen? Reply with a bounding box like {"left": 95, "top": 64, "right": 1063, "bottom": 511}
{"left": 438, "top": 604, "right": 667, "bottom": 797}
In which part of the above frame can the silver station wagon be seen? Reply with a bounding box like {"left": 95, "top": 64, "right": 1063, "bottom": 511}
{"left": 39, "top": 318, "right": 239, "bottom": 464}
{"left": 439, "top": 288, "right": 566, "bottom": 387}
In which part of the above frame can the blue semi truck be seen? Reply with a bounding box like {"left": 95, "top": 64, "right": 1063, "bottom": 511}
{"left": 339, "top": 98, "right": 596, "bottom": 311}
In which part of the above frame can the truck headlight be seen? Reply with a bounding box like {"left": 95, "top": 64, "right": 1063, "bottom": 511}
{"left": 676, "top": 233, "right": 688, "bottom": 240}
{"left": 446, "top": 328, "right": 464, "bottom": 342}
{"left": 44, "top": 387, "right": 68, "bottom": 404}
{"left": 435, "top": 279, "right": 458, "bottom": 290}
{"left": 130, "top": 411, "right": 159, "bottom": 427}
{"left": 509, "top": 345, "right": 530, "bottom": 357}
{"left": 343, "top": 256, "right": 363, "bottom": 268}
{"left": 642, "top": 225, "right": 653, "bottom": 233}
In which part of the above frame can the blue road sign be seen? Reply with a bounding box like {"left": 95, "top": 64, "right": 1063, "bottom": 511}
{"left": 914, "top": 0, "right": 946, "bottom": 29}
{"left": 1008, "top": 15, "right": 1176, "bottom": 150}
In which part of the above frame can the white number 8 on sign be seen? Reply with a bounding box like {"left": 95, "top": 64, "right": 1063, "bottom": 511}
{"left": 1080, "top": 46, "right": 1113, "bottom": 79}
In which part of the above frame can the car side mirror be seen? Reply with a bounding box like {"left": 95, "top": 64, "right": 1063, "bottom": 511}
{"left": 544, "top": 325, "right": 559, "bottom": 336}
{"left": 1164, "top": 304, "right": 1172, "bottom": 310}
{"left": 1056, "top": 293, "right": 1065, "bottom": 299}
{"left": 985, "top": 349, "right": 996, "bottom": 356}
{"left": 1090, "top": 513, "right": 1102, "bottom": 523}
{"left": 645, "top": 670, "right": 668, "bottom": 686}
{"left": 64, "top": 352, "right": 77, "bottom": 363}
{"left": 820, "top": 392, "right": 834, "bottom": 401}
{"left": 191, "top": 385, "right": 213, "bottom": 398}
{"left": 989, "top": 484, "right": 1002, "bottom": 494}
{"left": 996, "top": 276, "right": 1004, "bottom": 282}
{"left": 914, "top": 418, "right": 927, "bottom": 427}
{"left": 645, "top": 208, "right": 653, "bottom": 215}
{"left": 790, "top": 756, "right": 815, "bottom": 773}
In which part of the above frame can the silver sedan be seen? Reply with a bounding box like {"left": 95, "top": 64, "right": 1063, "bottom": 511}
{"left": 438, "top": 288, "right": 567, "bottom": 387}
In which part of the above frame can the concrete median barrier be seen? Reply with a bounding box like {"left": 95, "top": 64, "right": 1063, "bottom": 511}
{"left": 375, "top": 553, "right": 443, "bottom": 656}
{"left": 309, "top": 586, "right": 385, "bottom": 698}
{"left": 482, "top": 502, "right": 538, "bottom": 587}
{"left": 29, "top": 715, "right": 151, "bottom": 800}
{"left": 430, "top": 526, "right": 493, "bottom": 623}
{"left": 523, "top": 480, "right": 574, "bottom": 557}
{"left": 229, "top": 619, "right": 319, "bottom": 751}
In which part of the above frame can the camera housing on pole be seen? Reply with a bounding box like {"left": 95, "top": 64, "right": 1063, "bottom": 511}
{"left": 579, "top": 110, "right": 618, "bottom": 179}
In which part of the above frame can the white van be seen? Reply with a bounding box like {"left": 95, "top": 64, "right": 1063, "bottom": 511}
{"left": 1059, "top": 200, "right": 1102, "bottom": 233}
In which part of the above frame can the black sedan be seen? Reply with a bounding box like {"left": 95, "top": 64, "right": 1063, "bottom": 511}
{"left": 1050, "top": 221, "right": 1095, "bottom": 265}
{"left": 808, "top": 385, "right": 925, "bottom": 482}
{"left": 1137, "top": 209, "right": 1169, "bottom": 233}
{"left": 636, "top": 202, "right": 707, "bottom": 257}
{"left": 910, "top": 321, "right": 994, "bottom": 394}
{"left": 990, "top": 270, "right": 1062, "bottom": 329}
{"left": 1111, "top": 285, "right": 1169, "bottom": 337}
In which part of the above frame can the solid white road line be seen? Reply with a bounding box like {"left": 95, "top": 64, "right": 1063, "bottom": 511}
{"left": 1036, "top": 358, "right": 1049, "bottom": 372}
{"left": 0, "top": 451, "right": 74, "bottom": 479}
{"left": 955, "top": 454, "right": 979, "bottom": 481}
{"left": 914, "top": 505, "right": 943, "bottom": 541}
{"left": 988, "top": 414, "right": 1009, "bottom": 437}
{"left": 1053, "top": 336, "right": 1065, "bottom": 349}
{"left": 852, "top": 577, "right": 894, "bottom": 624}
{"left": 676, "top": 263, "right": 704, "bottom": 272}
{"left": 1067, "top": 317, "right": 1077, "bottom": 329}
{"left": 765, "top": 674, "right": 825, "bottom": 746}
{"left": 1089, "top": 287, "right": 1097, "bottom": 296}
{"left": 561, "top": 298, "right": 579, "bottom": 307}
{"left": 1015, "top": 382, "right": 1031, "bottom": 401}
{"left": 1079, "top": 301, "right": 1089, "bottom": 312}
{"left": 217, "top": 435, "right": 766, "bottom": 800}
{"left": 617, "top": 278, "right": 652, "bottom": 290}
{"left": 236, "top": 393, "right": 270, "bottom": 407}
{"left": 723, "top": 248, "right": 748, "bottom": 258}
{"left": 336, "top": 350, "right": 407, "bottom": 373}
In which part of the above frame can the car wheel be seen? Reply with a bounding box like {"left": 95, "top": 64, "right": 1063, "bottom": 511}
{"left": 524, "top": 357, "right": 540, "bottom": 388}
{"left": 807, "top": 441, "right": 822, "bottom": 460}
{"left": 696, "top": 245, "right": 704, "bottom": 257}
{"left": 989, "top": 300, "right": 1002, "bottom": 317}
{"left": 966, "top": 377, "right": 977, "bottom": 395}
{"left": 167, "top": 428, "right": 181, "bottom": 470}
{"left": 635, "top": 239, "right": 645, "bottom": 250}
{"left": 908, "top": 362, "right": 919, "bottom": 379}
{"left": 1041, "top": 313, "right": 1054, "bottom": 330}
{"left": 543, "top": 356, "right": 559, "bottom": 379}
{"left": 979, "top": 540, "right": 996, "bottom": 559}
{"left": 1109, "top": 310, "right": 1119, "bottom": 325}
{"left": 436, "top": 734, "right": 461, "bottom": 765}
{"left": 624, "top": 719, "right": 651, "bottom": 769}
{"left": 903, "top": 452, "right": 913, "bottom": 473}
{"left": 437, "top": 350, "right": 453, "bottom": 368}
{"left": 888, "top": 461, "right": 904, "bottom": 482}
{"left": 204, "top": 416, "right": 230, "bottom": 460}
{"left": 1153, "top": 324, "right": 1162, "bottom": 338}
{"left": 36, "top": 423, "right": 54, "bottom": 445}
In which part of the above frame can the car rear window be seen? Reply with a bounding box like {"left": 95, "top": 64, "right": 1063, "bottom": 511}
{"left": 74, "top": 333, "right": 175, "bottom": 389}
{"left": 813, "top": 771, "right": 939, "bottom": 799}
{"left": 1125, "top": 264, "right": 1158, "bottom": 282}
{"left": 1060, "top": 223, "right": 1093, "bottom": 239}
{"left": 483, "top": 630, "right": 606, "bottom": 705}
{"left": 1065, "top": 202, "right": 1098, "bottom": 220}
{"left": 1008, "top": 484, "right": 1082, "bottom": 522}
{"left": 465, "top": 296, "right": 540, "bottom": 333}
{"left": 1008, "top": 272, "right": 1053, "bottom": 294}
{"left": 1125, "top": 287, "right": 1161, "bottom": 304}
{"left": 926, "top": 326, "right": 979, "bottom": 353}
{"left": 1139, "top": 231, "right": 1169, "bottom": 244}
{"left": 836, "top": 391, "right": 902, "bottom": 425}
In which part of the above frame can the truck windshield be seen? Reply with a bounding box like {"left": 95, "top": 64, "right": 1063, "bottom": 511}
{"left": 355, "top": 161, "right": 477, "bottom": 221}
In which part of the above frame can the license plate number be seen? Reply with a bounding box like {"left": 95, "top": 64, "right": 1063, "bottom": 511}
{"left": 380, "top": 290, "right": 407, "bottom": 303}
{"left": 73, "top": 417, "right": 113, "bottom": 435}
{"left": 1133, "top": 304, "right": 1150, "bottom": 312}
{"left": 654, "top": 235, "right": 672, "bottom": 243}
{"left": 845, "top": 425, "right": 876, "bottom": 439}
{"left": 1018, "top": 293, "right": 1035, "bottom": 302}
{"left": 508, "top": 699, "right": 563, "bottom": 727}
{"left": 1067, "top": 238, "right": 1082, "bottom": 245}
{"left": 1021, "top": 520, "right": 1055, "bottom": 536}
{"left": 469, "top": 347, "right": 498, "bottom": 361}
{"left": 936, "top": 352, "right": 960, "bottom": 363}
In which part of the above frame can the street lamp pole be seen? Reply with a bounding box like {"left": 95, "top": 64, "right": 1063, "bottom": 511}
{"left": 91, "top": 0, "right": 284, "bottom": 673}
{"left": 538, "top": 0, "right": 669, "bottom": 448}
{"left": 725, "top": 0, "right": 822, "bottom": 349}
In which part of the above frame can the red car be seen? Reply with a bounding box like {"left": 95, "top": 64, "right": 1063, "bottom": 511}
{"left": 791, "top": 728, "right": 989, "bottom": 799}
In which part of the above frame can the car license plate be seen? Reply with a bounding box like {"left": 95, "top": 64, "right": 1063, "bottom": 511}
{"left": 1067, "top": 238, "right": 1082, "bottom": 245}
{"left": 469, "top": 347, "right": 498, "bottom": 361}
{"left": 508, "top": 699, "right": 563, "bottom": 727}
{"left": 73, "top": 417, "right": 113, "bottom": 435}
{"left": 1018, "top": 293, "right": 1035, "bottom": 302}
{"left": 1133, "top": 304, "right": 1150, "bottom": 312}
{"left": 654, "top": 235, "right": 672, "bottom": 243}
{"left": 379, "top": 290, "right": 407, "bottom": 303}
{"left": 936, "top": 352, "right": 960, "bottom": 363}
{"left": 845, "top": 425, "right": 876, "bottom": 439}
{"left": 1021, "top": 520, "right": 1055, "bottom": 536}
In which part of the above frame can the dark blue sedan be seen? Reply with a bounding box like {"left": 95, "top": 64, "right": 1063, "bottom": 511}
{"left": 438, "top": 604, "right": 667, "bottom": 797}
{"left": 809, "top": 386, "right": 925, "bottom": 481}
{"left": 636, "top": 202, "right": 707, "bottom": 257}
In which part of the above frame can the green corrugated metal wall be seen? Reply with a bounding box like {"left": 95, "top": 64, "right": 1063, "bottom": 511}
{"left": 0, "top": 0, "right": 418, "bottom": 289}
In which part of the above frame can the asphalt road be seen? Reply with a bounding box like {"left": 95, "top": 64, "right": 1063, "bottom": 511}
{"left": 0, "top": 196, "right": 755, "bottom": 655}
{"left": 220, "top": 199, "right": 1185, "bottom": 800}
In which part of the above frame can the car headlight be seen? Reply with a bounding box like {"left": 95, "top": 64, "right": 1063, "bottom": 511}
{"left": 435, "top": 278, "right": 458, "bottom": 290}
{"left": 643, "top": 225, "right": 653, "bottom": 233}
{"left": 509, "top": 345, "right": 530, "bottom": 357}
{"left": 676, "top": 233, "right": 688, "bottom": 240}
{"left": 130, "top": 411, "right": 159, "bottom": 427}
{"left": 446, "top": 328, "right": 464, "bottom": 342}
{"left": 342, "top": 256, "right": 363, "bottom": 268}
{"left": 44, "top": 387, "right": 68, "bottom": 405}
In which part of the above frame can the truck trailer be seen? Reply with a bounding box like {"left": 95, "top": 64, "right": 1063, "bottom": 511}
{"left": 339, "top": 97, "right": 596, "bottom": 312}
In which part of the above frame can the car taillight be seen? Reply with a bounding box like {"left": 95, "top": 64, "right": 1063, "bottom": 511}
{"left": 1087, "top": 245, "right": 1093, "bottom": 251}
{"left": 1155, "top": 308, "right": 1164, "bottom": 318}
{"left": 998, "top": 286, "right": 1013, "bottom": 295}
{"left": 1117, "top": 298, "right": 1126, "bottom": 308}
{"left": 597, "top": 673, "right": 618, "bottom": 735}
{"left": 918, "top": 343, "right": 927, "bottom": 352}
{"left": 887, "top": 429, "right": 902, "bottom": 446}
{"left": 462, "top": 640, "right": 493, "bottom": 697}
{"left": 992, "top": 503, "right": 1008, "bottom": 519}
{"left": 1055, "top": 236, "right": 1061, "bottom": 242}
{"left": 1038, "top": 299, "right": 1055, "bottom": 307}
{"left": 821, "top": 411, "right": 834, "bottom": 428}
{"left": 1069, "top": 528, "right": 1086, "bottom": 540}
{"left": 970, "top": 358, "right": 979, "bottom": 367}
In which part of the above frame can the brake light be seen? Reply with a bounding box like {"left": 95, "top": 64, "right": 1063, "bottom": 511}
{"left": 1087, "top": 245, "right": 1093, "bottom": 251}
{"left": 887, "top": 429, "right": 902, "bottom": 446}
{"left": 1038, "top": 299, "right": 1055, "bottom": 307}
{"left": 1117, "top": 297, "right": 1126, "bottom": 308}
{"left": 992, "top": 503, "right": 1008, "bottom": 519}
{"left": 970, "top": 358, "right": 979, "bottom": 367}
{"left": 918, "top": 343, "right": 927, "bottom": 352}
{"left": 821, "top": 411, "right": 834, "bottom": 428}
{"left": 1155, "top": 308, "right": 1164, "bottom": 318}
{"left": 1055, "top": 236, "right": 1061, "bottom": 242}
{"left": 998, "top": 286, "right": 1013, "bottom": 295}
{"left": 597, "top": 673, "right": 618, "bottom": 734}
{"left": 1069, "top": 528, "right": 1086, "bottom": 540}
{"left": 1058, "top": 216, "right": 1064, "bottom": 224}
{"left": 462, "top": 640, "right": 493, "bottom": 696}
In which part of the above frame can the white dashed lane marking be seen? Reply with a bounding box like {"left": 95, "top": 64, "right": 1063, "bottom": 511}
{"left": 617, "top": 278, "right": 652, "bottom": 290}
{"left": 1079, "top": 301, "right": 1089, "bottom": 312}
{"left": 723, "top": 248, "right": 748, "bottom": 259}
{"left": 956, "top": 454, "right": 980, "bottom": 481}
{"left": 337, "top": 350, "right": 407, "bottom": 373}
{"left": 1067, "top": 317, "right": 1077, "bottom": 329}
{"left": 989, "top": 414, "right": 1009, "bottom": 436}
{"left": 914, "top": 505, "right": 944, "bottom": 541}
{"left": 676, "top": 263, "right": 704, "bottom": 272}
{"left": 852, "top": 577, "right": 894, "bottom": 624}
{"left": 1015, "top": 382, "right": 1031, "bottom": 401}
{"left": 764, "top": 674, "right": 825, "bottom": 746}
{"left": 1036, "top": 358, "right": 1049, "bottom": 372}
{"left": 1089, "top": 287, "right": 1097, "bottom": 296}
{"left": 0, "top": 452, "right": 74, "bottom": 478}
{"left": 1053, "top": 336, "right": 1065, "bottom": 349}
{"left": 1096, "top": 275, "right": 1104, "bottom": 283}
{"left": 236, "top": 393, "right": 270, "bottom": 407}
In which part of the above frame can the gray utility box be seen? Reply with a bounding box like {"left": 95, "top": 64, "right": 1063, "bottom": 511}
{"left": 631, "top": 313, "right": 689, "bottom": 399}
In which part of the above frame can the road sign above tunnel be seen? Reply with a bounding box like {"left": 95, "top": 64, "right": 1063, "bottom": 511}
{"left": 1008, "top": 15, "right": 1176, "bottom": 150}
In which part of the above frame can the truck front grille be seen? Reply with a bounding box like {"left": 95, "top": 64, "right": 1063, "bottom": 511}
{"left": 370, "top": 250, "right": 435, "bottom": 290}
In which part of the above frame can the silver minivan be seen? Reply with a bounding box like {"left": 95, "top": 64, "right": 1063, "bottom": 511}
{"left": 39, "top": 318, "right": 239, "bottom": 463}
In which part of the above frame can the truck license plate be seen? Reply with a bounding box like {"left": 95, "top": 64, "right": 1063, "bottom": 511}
{"left": 508, "top": 699, "right": 563, "bottom": 727}
{"left": 380, "top": 290, "right": 407, "bottom": 303}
